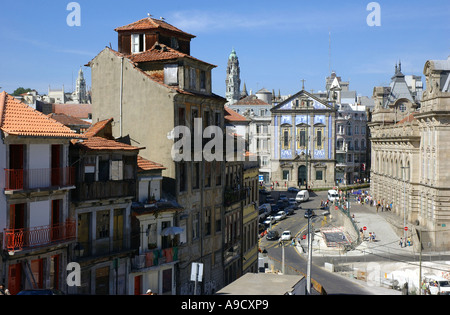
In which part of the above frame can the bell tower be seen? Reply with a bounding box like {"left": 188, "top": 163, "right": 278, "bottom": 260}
{"left": 225, "top": 48, "right": 241, "bottom": 105}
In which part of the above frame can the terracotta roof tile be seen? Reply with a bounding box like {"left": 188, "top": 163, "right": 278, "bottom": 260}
{"left": 128, "top": 42, "right": 216, "bottom": 67}
{"left": 83, "top": 118, "right": 114, "bottom": 138}
{"left": 234, "top": 95, "right": 270, "bottom": 106}
{"left": 137, "top": 156, "right": 166, "bottom": 172}
{"left": 48, "top": 113, "right": 91, "bottom": 127}
{"left": 72, "top": 136, "right": 142, "bottom": 151}
{"left": 53, "top": 103, "right": 92, "bottom": 119}
{"left": 396, "top": 113, "right": 417, "bottom": 125}
{"left": 224, "top": 106, "right": 248, "bottom": 122}
{"left": 0, "top": 92, "right": 84, "bottom": 139}
{"left": 115, "top": 17, "right": 195, "bottom": 39}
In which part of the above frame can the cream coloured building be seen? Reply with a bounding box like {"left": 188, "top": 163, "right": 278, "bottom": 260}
{"left": 369, "top": 56, "right": 450, "bottom": 250}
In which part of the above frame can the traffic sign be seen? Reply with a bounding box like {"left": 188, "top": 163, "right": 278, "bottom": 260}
{"left": 404, "top": 226, "right": 408, "bottom": 231}
{"left": 363, "top": 226, "right": 367, "bottom": 231}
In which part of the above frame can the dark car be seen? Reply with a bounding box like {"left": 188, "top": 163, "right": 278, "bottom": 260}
{"left": 287, "top": 187, "right": 300, "bottom": 193}
{"left": 17, "top": 289, "right": 65, "bottom": 295}
{"left": 304, "top": 209, "right": 316, "bottom": 219}
{"left": 266, "top": 230, "right": 280, "bottom": 241}
{"left": 284, "top": 206, "right": 295, "bottom": 215}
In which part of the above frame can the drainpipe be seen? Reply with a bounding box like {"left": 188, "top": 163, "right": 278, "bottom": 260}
{"left": 119, "top": 57, "right": 124, "bottom": 138}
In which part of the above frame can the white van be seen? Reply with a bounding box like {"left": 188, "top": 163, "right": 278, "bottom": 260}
{"left": 424, "top": 276, "right": 450, "bottom": 295}
{"left": 327, "top": 190, "right": 339, "bottom": 202}
{"left": 295, "top": 190, "right": 309, "bottom": 202}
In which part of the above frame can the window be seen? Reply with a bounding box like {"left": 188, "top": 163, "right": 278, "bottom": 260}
{"left": 193, "top": 162, "right": 200, "bottom": 189}
{"left": 282, "top": 170, "right": 290, "bottom": 181}
{"left": 215, "top": 161, "right": 222, "bottom": 186}
{"left": 96, "top": 210, "right": 110, "bottom": 239}
{"left": 399, "top": 103, "right": 406, "bottom": 112}
{"left": 84, "top": 156, "right": 96, "bottom": 182}
{"left": 189, "top": 68, "right": 197, "bottom": 89}
{"left": 164, "top": 64, "right": 178, "bottom": 86}
{"left": 316, "top": 170, "right": 323, "bottom": 180}
{"left": 179, "top": 162, "right": 187, "bottom": 192}
{"left": 110, "top": 157, "right": 123, "bottom": 181}
{"left": 98, "top": 157, "right": 110, "bottom": 181}
{"left": 205, "top": 209, "right": 211, "bottom": 236}
{"left": 316, "top": 129, "right": 323, "bottom": 149}
{"left": 192, "top": 213, "right": 200, "bottom": 240}
{"left": 200, "top": 70, "right": 206, "bottom": 90}
{"left": 205, "top": 162, "right": 211, "bottom": 188}
{"left": 132, "top": 34, "right": 145, "bottom": 53}
{"left": 282, "top": 128, "right": 290, "bottom": 149}
{"left": 299, "top": 129, "right": 306, "bottom": 148}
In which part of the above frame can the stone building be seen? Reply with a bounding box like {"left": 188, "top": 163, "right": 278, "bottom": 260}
{"left": 88, "top": 16, "right": 226, "bottom": 294}
{"left": 270, "top": 90, "right": 337, "bottom": 190}
{"left": 369, "top": 56, "right": 450, "bottom": 250}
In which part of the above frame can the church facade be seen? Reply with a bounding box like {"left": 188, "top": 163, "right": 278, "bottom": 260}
{"left": 270, "top": 90, "right": 337, "bottom": 189}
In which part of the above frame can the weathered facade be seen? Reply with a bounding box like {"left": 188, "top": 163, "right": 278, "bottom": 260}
{"left": 89, "top": 17, "right": 227, "bottom": 294}
{"left": 0, "top": 92, "right": 82, "bottom": 294}
{"left": 270, "top": 90, "right": 337, "bottom": 189}
{"left": 369, "top": 56, "right": 450, "bottom": 250}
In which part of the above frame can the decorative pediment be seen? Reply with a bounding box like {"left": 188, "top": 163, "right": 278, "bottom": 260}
{"left": 271, "top": 90, "right": 336, "bottom": 112}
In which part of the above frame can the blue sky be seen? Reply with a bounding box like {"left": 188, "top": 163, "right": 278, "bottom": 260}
{"left": 0, "top": 0, "right": 449, "bottom": 99}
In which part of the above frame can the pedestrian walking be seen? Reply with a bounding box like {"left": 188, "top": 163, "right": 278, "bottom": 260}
{"left": 399, "top": 238, "right": 403, "bottom": 248}
{"left": 0, "top": 284, "right": 10, "bottom": 295}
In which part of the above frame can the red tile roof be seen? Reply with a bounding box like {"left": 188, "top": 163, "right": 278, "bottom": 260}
{"left": 83, "top": 118, "right": 114, "bottom": 138}
{"left": 0, "top": 92, "right": 84, "bottom": 139}
{"left": 234, "top": 95, "right": 270, "bottom": 106}
{"left": 396, "top": 113, "right": 416, "bottom": 125}
{"left": 53, "top": 104, "right": 92, "bottom": 119}
{"left": 72, "top": 136, "right": 142, "bottom": 151}
{"left": 224, "top": 106, "right": 248, "bottom": 122}
{"left": 128, "top": 42, "right": 216, "bottom": 67}
{"left": 115, "top": 17, "right": 195, "bottom": 39}
{"left": 48, "top": 113, "right": 91, "bottom": 127}
{"left": 137, "top": 156, "right": 166, "bottom": 172}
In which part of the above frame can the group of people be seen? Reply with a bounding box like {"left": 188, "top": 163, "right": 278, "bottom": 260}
{"left": 0, "top": 284, "right": 10, "bottom": 295}
{"left": 399, "top": 237, "right": 412, "bottom": 248}
{"left": 375, "top": 199, "right": 393, "bottom": 213}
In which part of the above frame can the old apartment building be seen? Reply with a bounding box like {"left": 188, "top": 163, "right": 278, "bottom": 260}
{"left": 0, "top": 92, "right": 83, "bottom": 294}
{"left": 89, "top": 17, "right": 227, "bottom": 294}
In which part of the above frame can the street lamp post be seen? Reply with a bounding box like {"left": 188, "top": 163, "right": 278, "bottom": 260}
{"left": 401, "top": 166, "right": 410, "bottom": 242}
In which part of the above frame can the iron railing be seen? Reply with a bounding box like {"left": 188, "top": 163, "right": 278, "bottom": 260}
{"left": 4, "top": 167, "right": 75, "bottom": 191}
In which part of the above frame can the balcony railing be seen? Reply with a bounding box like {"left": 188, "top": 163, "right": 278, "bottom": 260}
{"left": 3, "top": 220, "right": 76, "bottom": 252}
{"left": 131, "top": 247, "right": 179, "bottom": 270}
{"left": 4, "top": 167, "right": 75, "bottom": 191}
{"left": 224, "top": 187, "right": 248, "bottom": 207}
{"left": 72, "top": 180, "right": 136, "bottom": 201}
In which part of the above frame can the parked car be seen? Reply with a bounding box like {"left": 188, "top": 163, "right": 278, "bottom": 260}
{"left": 270, "top": 204, "right": 279, "bottom": 213}
{"left": 327, "top": 189, "right": 339, "bottom": 202}
{"left": 424, "top": 276, "right": 450, "bottom": 295}
{"left": 279, "top": 194, "right": 288, "bottom": 201}
{"left": 266, "top": 230, "right": 280, "bottom": 241}
{"left": 288, "top": 198, "right": 297, "bottom": 207}
{"left": 296, "top": 190, "right": 309, "bottom": 202}
{"left": 304, "top": 209, "right": 315, "bottom": 219}
{"left": 274, "top": 211, "right": 287, "bottom": 221}
{"left": 263, "top": 216, "right": 276, "bottom": 226}
{"left": 276, "top": 199, "right": 289, "bottom": 210}
{"left": 283, "top": 206, "right": 295, "bottom": 215}
{"left": 266, "top": 196, "right": 275, "bottom": 204}
{"left": 280, "top": 231, "right": 292, "bottom": 241}
{"left": 287, "top": 187, "right": 300, "bottom": 193}
{"left": 259, "top": 189, "right": 271, "bottom": 195}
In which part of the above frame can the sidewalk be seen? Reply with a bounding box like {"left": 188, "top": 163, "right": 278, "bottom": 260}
{"left": 296, "top": 198, "right": 450, "bottom": 294}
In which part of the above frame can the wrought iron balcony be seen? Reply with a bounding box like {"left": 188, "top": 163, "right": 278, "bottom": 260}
{"left": 4, "top": 167, "right": 75, "bottom": 191}
{"left": 3, "top": 220, "right": 76, "bottom": 252}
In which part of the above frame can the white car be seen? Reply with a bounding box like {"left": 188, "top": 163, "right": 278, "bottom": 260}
{"left": 425, "top": 276, "right": 450, "bottom": 295}
{"left": 263, "top": 216, "right": 276, "bottom": 225}
{"left": 280, "top": 231, "right": 292, "bottom": 241}
{"left": 274, "top": 211, "right": 287, "bottom": 221}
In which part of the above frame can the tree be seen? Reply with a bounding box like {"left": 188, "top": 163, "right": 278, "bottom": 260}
{"left": 12, "top": 87, "right": 33, "bottom": 96}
